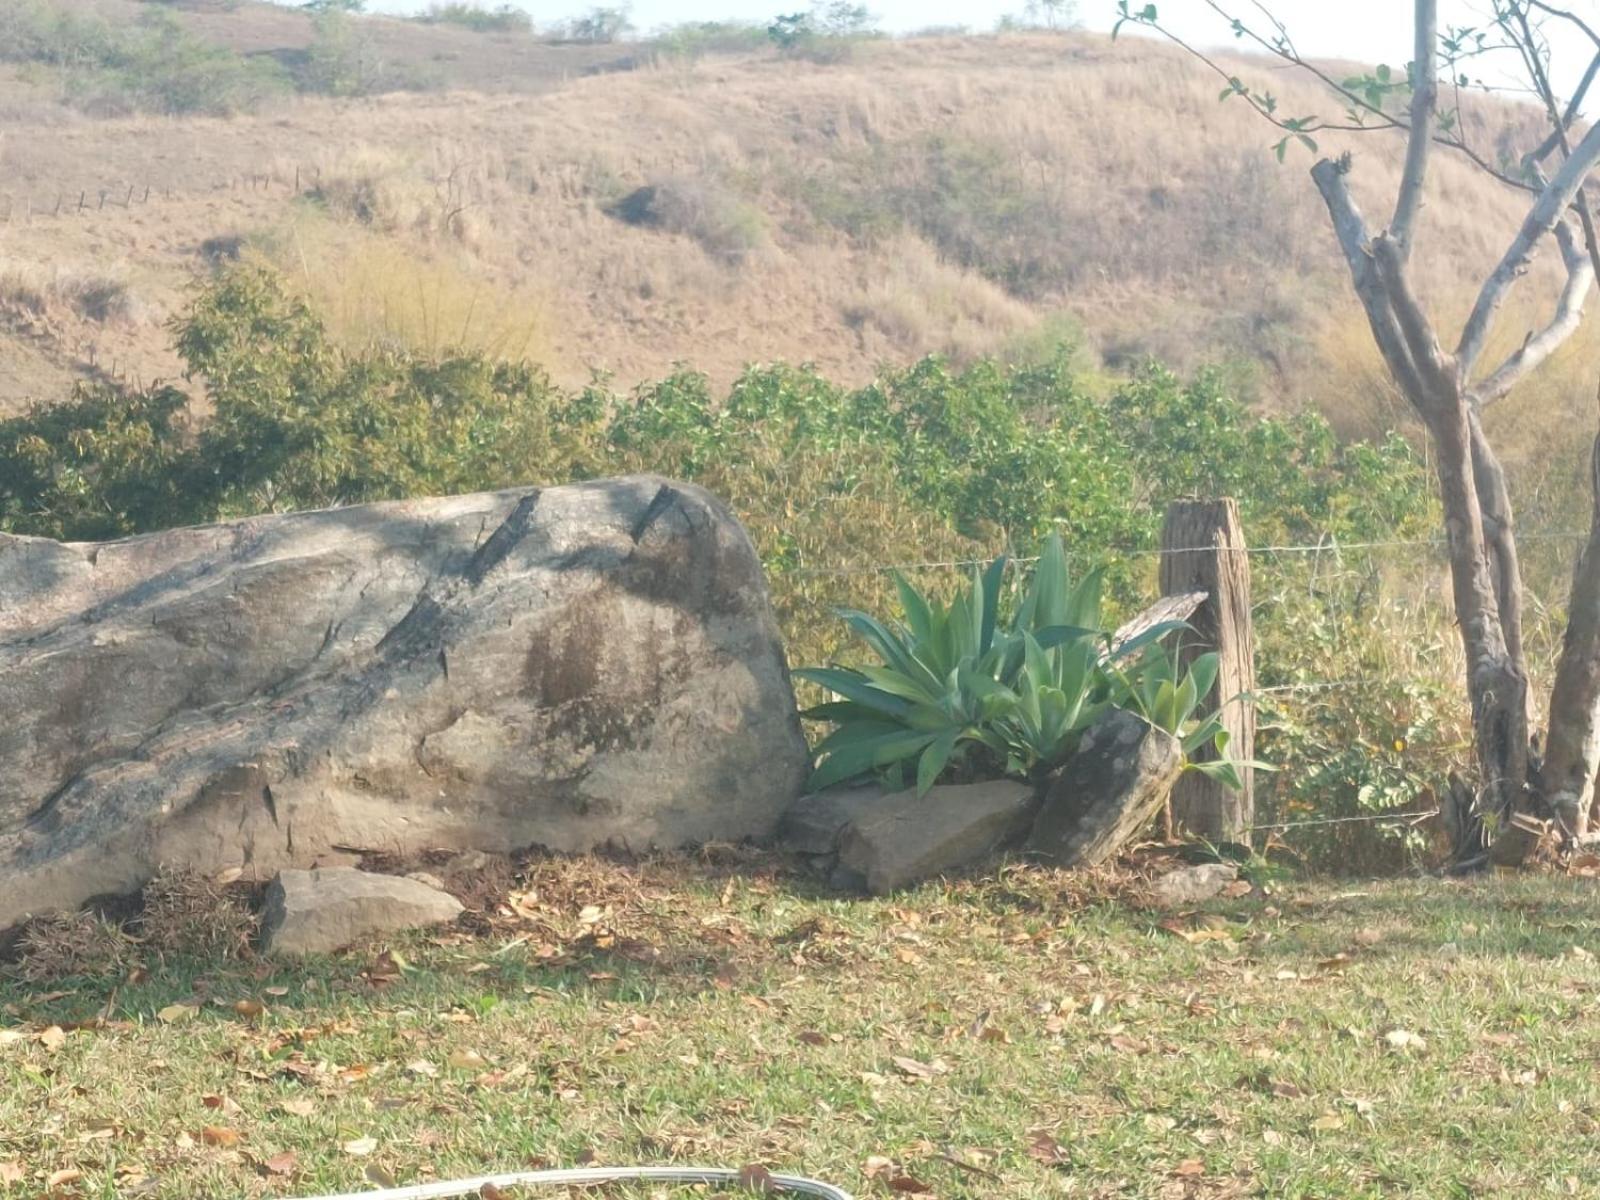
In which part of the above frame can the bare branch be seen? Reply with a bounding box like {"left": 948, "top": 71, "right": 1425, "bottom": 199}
{"left": 1371, "top": 233, "right": 1456, "bottom": 404}
{"left": 1476, "top": 220, "right": 1596, "bottom": 405}
{"left": 1392, "top": 0, "right": 1438, "bottom": 258}
{"left": 1529, "top": 1, "right": 1600, "bottom": 48}
{"left": 1456, "top": 119, "right": 1600, "bottom": 385}
{"left": 1309, "top": 158, "right": 1431, "bottom": 405}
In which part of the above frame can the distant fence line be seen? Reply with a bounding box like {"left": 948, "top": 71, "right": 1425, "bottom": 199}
{"left": 0, "top": 166, "right": 332, "bottom": 223}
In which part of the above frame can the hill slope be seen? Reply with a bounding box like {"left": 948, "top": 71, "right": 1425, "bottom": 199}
{"left": 0, "top": 3, "right": 1592, "bottom": 503}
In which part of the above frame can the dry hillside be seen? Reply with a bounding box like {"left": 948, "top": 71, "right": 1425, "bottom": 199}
{"left": 0, "top": 1, "right": 1594, "bottom": 503}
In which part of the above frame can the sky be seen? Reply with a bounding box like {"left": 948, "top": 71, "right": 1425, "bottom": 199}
{"left": 352, "top": 0, "right": 1599, "bottom": 93}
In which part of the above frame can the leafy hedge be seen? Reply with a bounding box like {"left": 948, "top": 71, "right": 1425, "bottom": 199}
{"left": 0, "top": 265, "right": 1446, "bottom": 868}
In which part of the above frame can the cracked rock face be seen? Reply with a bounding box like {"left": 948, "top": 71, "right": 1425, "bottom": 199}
{"left": 0, "top": 476, "right": 808, "bottom": 928}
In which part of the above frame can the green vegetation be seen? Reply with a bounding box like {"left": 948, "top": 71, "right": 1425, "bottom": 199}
{"left": 415, "top": 3, "right": 534, "bottom": 34}
{"left": 2, "top": 858, "right": 1598, "bottom": 1197}
{"left": 0, "top": 3, "right": 287, "bottom": 116}
{"left": 0, "top": 265, "right": 1447, "bottom": 869}
{"left": 560, "top": 5, "right": 635, "bottom": 43}
{"left": 797, "top": 536, "right": 1230, "bottom": 795}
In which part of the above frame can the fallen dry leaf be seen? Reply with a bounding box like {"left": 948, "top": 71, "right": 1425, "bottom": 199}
{"left": 45, "top": 1168, "right": 82, "bottom": 1190}
{"left": 156, "top": 1004, "right": 197, "bottom": 1025}
{"left": 277, "top": 1098, "right": 317, "bottom": 1118}
{"left": 0, "top": 1161, "right": 23, "bottom": 1185}
{"left": 737, "top": 1163, "right": 776, "bottom": 1192}
{"left": 887, "top": 1174, "right": 933, "bottom": 1194}
{"left": 1027, "top": 1130, "right": 1067, "bottom": 1166}
{"left": 863, "top": 1155, "right": 896, "bottom": 1179}
{"left": 1383, "top": 1028, "right": 1427, "bottom": 1052}
{"left": 448, "top": 1049, "right": 489, "bottom": 1070}
{"left": 200, "top": 1126, "right": 240, "bottom": 1148}
{"left": 260, "top": 1151, "right": 298, "bottom": 1177}
{"left": 892, "top": 1056, "right": 936, "bottom": 1079}
{"left": 1172, "top": 1158, "right": 1206, "bottom": 1177}
{"left": 342, "top": 1136, "right": 378, "bottom": 1158}
{"left": 37, "top": 1026, "right": 66, "bottom": 1052}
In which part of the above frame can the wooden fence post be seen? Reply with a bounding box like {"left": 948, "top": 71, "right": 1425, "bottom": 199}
{"left": 1158, "top": 499, "right": 1255, "bottom": 841}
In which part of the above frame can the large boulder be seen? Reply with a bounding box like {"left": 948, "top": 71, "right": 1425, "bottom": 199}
{"left": 0, "top": 476, "right": 807, "bottom": 928}
{"left": 836, "top": 781, "right": 1040, "bottom": 895}
{"left": 261, "top": 868, "right": 464, "bottom": 957}
{"left": 1026, "top": 710, "right": 1183, "bottom": 868}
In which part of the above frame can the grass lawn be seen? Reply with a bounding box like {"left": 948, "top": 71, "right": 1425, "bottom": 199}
{"left": 1, "top": 853, "right": 1598, "bottom": 1199}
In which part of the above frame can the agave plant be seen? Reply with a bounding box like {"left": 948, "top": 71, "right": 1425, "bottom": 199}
{"left": 1112, "top": 644, "right": 1257, "bottom": 789}
{"left": 797, "top": 535, "right": 1180, "bottom": 795}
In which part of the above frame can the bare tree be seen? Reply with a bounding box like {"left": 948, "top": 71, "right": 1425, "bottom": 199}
{"left": 1118, "top": 0, "right": 1600, "bottom": 867}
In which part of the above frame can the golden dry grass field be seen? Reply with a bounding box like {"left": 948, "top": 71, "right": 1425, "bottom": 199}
{"left": 2, "top": 0, "right": 1594, "bottom": 494}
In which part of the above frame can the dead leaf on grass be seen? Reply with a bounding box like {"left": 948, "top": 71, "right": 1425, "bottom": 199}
{"left": 200, "top": 1126, "right": 240, "bottom": 1148}
{"left": 0, "top": 1161, "right": 24, "bottom": 1185}
{"left": 737, "top": 1163, "right": 776, "bottom": 1192}
{"left": 1026, "top": 1131, "right": 1067, "bottom": 1166}
{"left": 259, "top": 1151, "right": 298, "bottom": 1178}
{"left": 342, "top": 1136, "right": 378, "bottom": 1158}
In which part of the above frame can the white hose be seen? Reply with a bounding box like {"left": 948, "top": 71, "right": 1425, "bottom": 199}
{"left": 285, "top": 1165, "right": 853, "bottom": 1200}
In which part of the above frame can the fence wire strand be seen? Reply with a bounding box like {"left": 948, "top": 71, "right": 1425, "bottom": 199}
{"left": 778, "top": 530, "right": 1588, "bottom": 578}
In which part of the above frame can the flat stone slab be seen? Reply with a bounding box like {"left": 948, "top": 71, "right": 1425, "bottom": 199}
{"left": 261, "top": 868, "right": 465, "bottom": 956}
{"left": 837, "top": 780, "right": 1039, "bottom": 895}
{"left": 776, "top": 786, "right": 882, "bottom": 856}
{"left": 1150, "top": 862, "right": 1239, "bottom": 906}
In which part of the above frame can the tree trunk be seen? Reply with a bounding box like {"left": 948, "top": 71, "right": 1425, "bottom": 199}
{"left": 1426, "top": 394, "right": 1534, "bottom": 864}
{"left": 1544, "top": 430, "right": 1600, "bottom": 840}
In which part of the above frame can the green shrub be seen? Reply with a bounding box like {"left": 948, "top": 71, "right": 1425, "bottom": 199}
{"left": 1, "top": 3, "right": 287, "bottom": 116}
{"left": 0, "top": 263, "right": 1445, "bottom": 870}
{"left": 416, "top": 4, "right": 534, "bottom": 34}
{"left": 605, "top": 179, "right": 766, "bottom": 264}
{"left": 647, "top": 21, "right": 769, "bottom": 59}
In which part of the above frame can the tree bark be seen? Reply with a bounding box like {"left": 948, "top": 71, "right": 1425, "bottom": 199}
{"left": 1544, "top": 430, "right": 1600, "bottom": 839}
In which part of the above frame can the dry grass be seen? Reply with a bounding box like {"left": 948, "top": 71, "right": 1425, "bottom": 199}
{"left": 135, "top": 869, "right": 258, "bottom": 963}
{"left": 4, "top": 910, "right": 135, "bottom": 984}
{"left": 0, "top": 21, "right": 1593, "bottom": 499}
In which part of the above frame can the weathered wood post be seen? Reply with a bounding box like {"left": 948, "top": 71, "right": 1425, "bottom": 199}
{"left": 1158, "top": 499, "right": 1255, "bottom": 840}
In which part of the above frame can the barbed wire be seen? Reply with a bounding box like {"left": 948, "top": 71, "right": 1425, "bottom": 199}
{"left": 776, "top": 529, "right": 1588, "bottom": 579}
{"left": 1243, "top": 808, "right": 1440, "bottom": 833}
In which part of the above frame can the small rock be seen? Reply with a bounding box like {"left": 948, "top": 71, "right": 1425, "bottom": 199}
{"left": 837, "top": 781, "right": 1039, "bottom": 895}
{"left": 1150, "top": 862, "right": 1239, "bottom": 907}
{"left": 1027, "top": 710, "right": 1183, "bottom": 868}
{"left": 777, "top": 786, "right": 883, "bottom": 856}
{"left": 260, "top": 869, "right": 464, "bottom": 957}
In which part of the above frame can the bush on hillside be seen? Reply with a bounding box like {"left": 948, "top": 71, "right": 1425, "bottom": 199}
{"left": 416, "top": 4, "right": 534, "bottom": 34}
{"left": 1, "top": 3, "right": 287, "bottom": 116}
{"left": 606, "top": 179, "right": 767, "bottom": 264}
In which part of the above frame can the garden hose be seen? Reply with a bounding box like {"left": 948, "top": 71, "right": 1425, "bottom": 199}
{"left": 286, "top": 1165, "right": 853, "bottom": 1200}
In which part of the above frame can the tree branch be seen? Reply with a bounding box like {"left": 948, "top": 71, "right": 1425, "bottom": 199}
{"left": 1371, "top": 233, "right": 1456, "bottom": 405}
{"left": 1392, "top": 0, "right": 1438, "bottom": 259}
{"left": 1475, "top": 220, "right": 1595, "bottom": 405}
{"left": 1456, "top": 119, "right": 1600, "bottom": 386}
{"left": 1309, "top": 158, "right": 1431, "bottom": 405}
